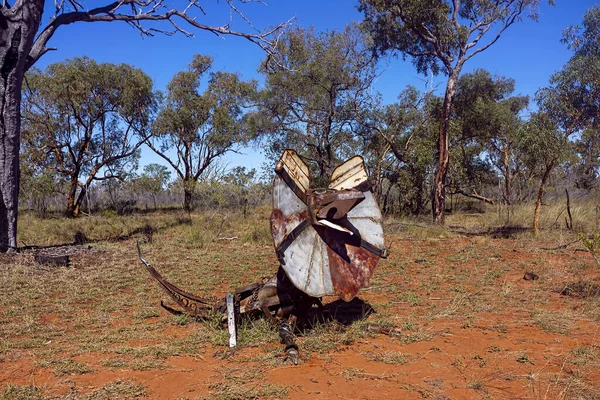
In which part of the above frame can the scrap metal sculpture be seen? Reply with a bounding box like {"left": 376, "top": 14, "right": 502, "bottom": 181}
{"left": 138, "top": 149, "right": 388, "bottom": 362}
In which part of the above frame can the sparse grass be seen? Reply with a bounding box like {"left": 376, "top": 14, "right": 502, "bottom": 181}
{"left": 35, "top": 359, "right": 93, "bottom": 376}
{"left": 530, "top": 309, "right": 572, "bottom": 335}
{"left": 570, "top": 346, "right": 598, "bottom": 366}
{"left": 403, "top": 291, "right": 423, "bottom": 306}
{"left": 300, "top": 321, "right": 357, "bottom": 354}
{"left": 560, "top": 280, "right": 600, "bottom": 299}
{"left": 205, "top": 383, "right": 288, "bottom": 400}
{"left": 82, "top": 380, "right": 147, "bottom": 400}
{"left": 363, "top": 350, "right": 410, "bottom": 364}
{"left": 3, "top": 205, "right": 600, "bottom": 399}
{"left": 0, "top": 385, "right": 45, "bottom": 400}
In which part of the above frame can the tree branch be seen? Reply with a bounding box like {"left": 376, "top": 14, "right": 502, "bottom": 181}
{"left": 463, "top": 2, "right": 525, "bottom": 62}
{"left": 145, "top": 138, "right": 184, "bottom": 181}
{"left": 26, "top": 0, "right": 292, "bottom": 71}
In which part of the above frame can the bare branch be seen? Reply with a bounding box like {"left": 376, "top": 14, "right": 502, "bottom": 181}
{"left": 26, "top": 0, "right": 293, "bottom": 71}
{"left": 463, "top": 2, "right": 525, "bottom": 62}
{"left": 452, "top": 0, "right": 461, "bottom": 31}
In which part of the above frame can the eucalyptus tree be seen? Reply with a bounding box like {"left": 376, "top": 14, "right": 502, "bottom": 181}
{"left": 573, "top": 128, "right": 600, "bottom": 192}
{"left": 518, "top": 113, "right": 567, "bottom": 234}
{"left": 0, "top": 0, "right": 287, "bottom": 251}
{"left": 450, "top": 69, "right": 528, "bottom": 208}
{"left": 359, "top": 0, "right": 551, "bottom": 224}
{"left": 146, "top": 54, "right": 257, "bottom": 211}
{"left": 366, "top": 86, "right": 437, "bottom": 215}
{"left": 529, "top": 5, "right": 600, "bottom": 233}
{"left": 253, "top": 24, "right": 378, "bottom": 186}
{"left": 133, "top": 164, "right": 172, "bottom": 210}
{"left": 21, "top": 57, "right": 156, "bottom": 217}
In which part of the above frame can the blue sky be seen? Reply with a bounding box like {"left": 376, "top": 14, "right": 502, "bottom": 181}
{"left": 35, "top": 0, "right": 598, "bottom": 175}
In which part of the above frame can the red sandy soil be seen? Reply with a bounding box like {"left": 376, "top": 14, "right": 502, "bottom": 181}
{"left": 1, "top": 234, "right": 599, "bottom": 399}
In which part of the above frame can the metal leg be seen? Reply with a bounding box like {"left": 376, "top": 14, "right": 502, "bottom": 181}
{"left": 279, "top": 320, "right": 299, "bottom": 365}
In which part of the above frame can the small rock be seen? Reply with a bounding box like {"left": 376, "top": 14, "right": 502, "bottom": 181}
{"left": 523, "top": 271, "right": 539, "bottom": 281}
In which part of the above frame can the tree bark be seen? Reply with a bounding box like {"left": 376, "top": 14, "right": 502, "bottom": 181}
{"left": 533, "top": 162, "right": 554, "bottom": 235}
{"left": 565, "top": 187, "right": 573, "bottom": 231}
{"left": 65, "top": 175, "right": 80, "bottom": 217}
{"left": 0, "top": 1, "right": 45, "bottom": 252}
{"left": 432, "top": 69, "right": 460, "bottom": 225}
{"left": 503, "top": 148, "right": 512, "bottom": 224}
{"left": 183, "top": 185, "right": 194, "bottom": 212}
{"left": 502, "top": 148, "right": 512, "bottom": 205}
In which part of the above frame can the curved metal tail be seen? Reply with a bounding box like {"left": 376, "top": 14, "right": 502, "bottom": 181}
{"left": 137, "top": 242, "right": 214, "bottom": 317}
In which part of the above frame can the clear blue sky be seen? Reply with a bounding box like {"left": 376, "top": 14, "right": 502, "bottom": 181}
{"left": 35, "top": 0, "right": 598, "bottom": 175}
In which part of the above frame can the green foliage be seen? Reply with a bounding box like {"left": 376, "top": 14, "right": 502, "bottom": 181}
{"left": 148, "top": 54, "right": 257, "bottom": 210}
{"left": 578, "top": 232, "right": 600, "bottom": 265}
{"left": 18, "top": 169, "right": 59, "bottom": 218}
{"left": 448, "top": 69, "right": 529, "bottom": 205}
{"left": 359, "top": 0, "right": 547, "bottom": 76}
{"left": 253, "top": 24, "right": 378, "bottom": 184}
{"left": 537, "top": 6, "right": 600, "bottom": 137}
{"left": 21, "top": 57, "right": 156, "bottom": 216}
{"left": 359, "top": 0, "right": 548, "bottom": 222}
{"left": 519, "top": 113, "right": 565, "bottom": 173}
{"left": 367, "top": 86, "right": 437, "bottom": 215}
{"left": 131, "top": 164, "right": 171, "bottom": 209}
{"left": 573, "top": 129, "right": 600, "bottom": 191}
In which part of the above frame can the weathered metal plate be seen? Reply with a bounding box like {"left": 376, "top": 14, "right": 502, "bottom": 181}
{"left": 270, "top": 150, "right": 385, "bottom": 301}
{"left": 275, "top": 149, "right": 310, "bottom": 203}
{"left": 346, "top": 191, "right": 384, "bottom": 250}
{"left": 329, "top": 156, "right": 368, "bottom": 190}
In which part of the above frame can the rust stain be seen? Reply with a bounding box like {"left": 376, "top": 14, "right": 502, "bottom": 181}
{"left": 270, "top": 208, "right": 309, "bottom": 247}
{"left": 314, "top": 225, "right": 379, "bottom": 302}
{"left": 327, "top": 246, "right": 378, "bottom": 302}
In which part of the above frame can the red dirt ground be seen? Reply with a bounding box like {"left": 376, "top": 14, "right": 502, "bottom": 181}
{"left": 1, "top": 233, "right": 600, "bottom": 399}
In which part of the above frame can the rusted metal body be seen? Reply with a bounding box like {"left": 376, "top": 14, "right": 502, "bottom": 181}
{"left": 138, "top": 149, "right": 387, "bottom": 362}
{"left": 271, "top": 150, "right": 386, "bottom": 301}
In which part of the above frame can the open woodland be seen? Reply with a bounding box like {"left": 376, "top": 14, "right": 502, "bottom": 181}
{"left": 1, "top": 0, "right": 600, "bottom": 399}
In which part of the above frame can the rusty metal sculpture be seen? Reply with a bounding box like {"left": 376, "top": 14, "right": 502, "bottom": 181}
{"left": 138, "top": 149, "right": 388, "bottom": 363}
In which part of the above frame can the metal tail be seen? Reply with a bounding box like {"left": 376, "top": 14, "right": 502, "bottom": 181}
{"left": 137, "top": 242, "right": 213, "bottom": 317}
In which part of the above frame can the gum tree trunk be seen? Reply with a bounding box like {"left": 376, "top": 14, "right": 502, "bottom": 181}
{"left": 533, "top": 162, "right": 554, "bottom": 235}
{"left": 0, "top": 1, "right": 44, "bottom": 252}
{"left": 183, "top": 186, "right": 194, "bottom": 212}
{"left": 432, "top": 69, "right": 460, "bottom": 225}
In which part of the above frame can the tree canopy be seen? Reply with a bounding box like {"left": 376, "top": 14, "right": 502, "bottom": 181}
{"left": 0, "top": 0, "right": 287, "bottom": 251}
{"left": 21, "top": 57, "right": 156, "bottom": 217}
{"left": 253, "top": 24, "right": 378, "bottom": 186}
{"left": 359, "top": 0, "right": 551, "bottom": 224}
{"left": 147, "top": 54, "right": 257, "bottom": 210}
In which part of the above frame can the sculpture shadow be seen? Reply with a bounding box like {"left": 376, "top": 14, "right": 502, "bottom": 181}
{"left": 296, "top": 297, "right": 374, "bottom": 333}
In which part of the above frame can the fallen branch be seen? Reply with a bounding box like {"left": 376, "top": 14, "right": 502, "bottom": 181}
{"left": 540, "top": 239, "right": 580, "bottom": 251}
{"left": 449, "top": 189, "right": 495, "bottom": 205}
{"left": 216, "top": 236, "right": 239, "bottom": 241}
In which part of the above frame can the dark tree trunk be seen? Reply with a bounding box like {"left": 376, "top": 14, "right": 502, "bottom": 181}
{"left": 73, "top": 185, "right": 87, "bottom": 216}
{"left": 503, "top": 148, "right": 512, "bottom": 206}
{"left": 0, "top": 1, "right": 44, "bottom": 252}
{"left": 65, "top": 175, "right": 79, "bottom": 217}
{"left": 183, "top": 187, "right": 193, "bottom": 211}
{"left": 432, "top": 70, "right": 459, "bottom": 225}
{"left": 533, "top": 162, "right": 554, "bottom": 235}
{"left": 414, "top": 176, "right": 425, "bottom": 215}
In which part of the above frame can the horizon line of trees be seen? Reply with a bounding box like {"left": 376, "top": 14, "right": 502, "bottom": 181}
{"left": 10, "top": 4, "right": 600, "bottom": 240}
